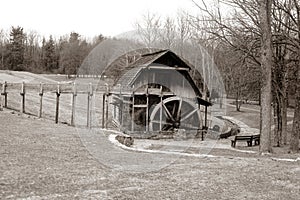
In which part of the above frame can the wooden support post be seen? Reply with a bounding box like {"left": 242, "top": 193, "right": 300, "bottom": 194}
{"left": 105, "top": 84, "right": 109, "bottom": 129}
{"left": 2, "top": 81, "right": 7, "bottom": 108}
{"left": 87, "top": 83, "right": 91, "bottom": 128}
{"left": 71, "top": 82, "right": 77, "bottom": 126}
{"left": 87, "top": 83, "right": 93, "bottom": 128}
{"left": 90, "top": 83, "right": 94, "bottom": 128}
{"left": 55, "top": 83, "right": 60, "bottom": 124}
{"left": 119, "top": 86, "right": 123, "bottom": 129}
{"left": 20, "top": 82, "right": 25, "bottom": 113}
{"left": 131, "top": 91, "right": 135, "bottom": 131}
{"left": 38, "top": 83, "right": 43, "bottom": 118}
{"left": 102, "top": 93, "right": 106, "bottom": 128}
{"left": 146, "top": 85, "right": 149, "bottom": 132}
{"left": 159, "top": 86, "right": 163, "bottom": 131}
{"left": 0, "top": 91, "right": 2, "bottom": 111}
{"left": 204, "top": 105, "right": 208, "bottom": 129}
{"left": 0, "top": 83, "right": 3, "bottom": 111}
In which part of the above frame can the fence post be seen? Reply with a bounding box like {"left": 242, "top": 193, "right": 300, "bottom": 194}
{"left": 105, "top": 84, "right": 109, "bottom": 129}
{"left": 159, "top": 86, "right": 163, "bottom": 131}
{"left": 1, "top": 81, "right": 7, "bottom": 108}
{"left": 0, "top": 82, "right": 3, "bottom": 111}
{"left": 131, "top": 91, "right": 135, "bottom": 131}
{"left": 0, "top": 94, "right": 2, "bottom": 111}
{"left": 71, "top": 82, "right": 77, "bottom": 126}
{"left": 39, "top": 83, "right": 43, "bottom": 118}
{"left": 146, "top": 85, "right": 149, "bottom": 132}
{"left": 55, "top": 83, "right": 60, "bottom": 124}
{"left": 102, "top": 93, "right": 106, "bottom": 128}
{"left": 20, "top": 82, "right": 25, "bottom": 113}
{"left": 0, "top": 83, "right": 2, "bottom": 111}
{"left": 87, "top": 83, "right": 93, "bottom": 128}
{"left": 119, "top": 85, "right": 123, "bottom": 129}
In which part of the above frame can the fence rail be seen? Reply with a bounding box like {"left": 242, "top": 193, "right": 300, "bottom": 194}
{"left": 0, "top": 81, "right": 110, "bottom": 128}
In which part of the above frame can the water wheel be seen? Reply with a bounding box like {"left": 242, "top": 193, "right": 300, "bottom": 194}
{"left": 149, "top": 96, "right": 201, "bottom": 131}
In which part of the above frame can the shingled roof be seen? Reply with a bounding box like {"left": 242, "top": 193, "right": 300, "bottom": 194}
{"left": 108, "top": 49, "right": 211, "bottom": 106}
{"left": 112, "top": 49, "right": 192, "bottom": 86}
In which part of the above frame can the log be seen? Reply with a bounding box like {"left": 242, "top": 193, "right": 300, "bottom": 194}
{"left": 115, "top": 134, "right": 134, "bottom": 147}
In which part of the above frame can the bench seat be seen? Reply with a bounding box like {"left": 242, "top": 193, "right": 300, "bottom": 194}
{"left": 231, "top": 134, "right": 260, "bottom": 148}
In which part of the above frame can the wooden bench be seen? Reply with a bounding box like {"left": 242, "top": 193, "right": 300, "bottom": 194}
{"left": 231, "top": 134, "right": 260, "bottom": 148}
{"left": 252, "top": 134, "right": 260, "bottom": 146}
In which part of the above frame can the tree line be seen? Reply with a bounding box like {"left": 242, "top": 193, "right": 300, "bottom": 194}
{"left": 188, "top": 0, "right": 299, "bottom": 153}
{"left": 134, "top": 1, "right": 300, "bottom": 153}
{"left": 0, "top": 26, "right": 105, "bottom": 74}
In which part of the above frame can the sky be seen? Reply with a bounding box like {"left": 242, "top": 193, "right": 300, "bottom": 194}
{"left": 0, "top": 0, "right": 201, "bottom": 39}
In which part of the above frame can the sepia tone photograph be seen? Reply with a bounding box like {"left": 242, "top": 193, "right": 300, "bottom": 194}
{"left": 0, "top": 0, "right": 299, "bottom": 199}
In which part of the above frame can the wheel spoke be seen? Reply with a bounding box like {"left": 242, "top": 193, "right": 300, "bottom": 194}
{"left": 172, "top": 102, "right": 177, "bottom": 115}
{"left": 181, "top": 108, "right": 199, "bottom": 122}
{"left": 149, "top": 96, "right": 202, "bottom": 132}
{"left": 176, "top": 98, "right": 182, "bottom": 121}
{"left": 162, "top": 103, "right": 175, "bottom": 122}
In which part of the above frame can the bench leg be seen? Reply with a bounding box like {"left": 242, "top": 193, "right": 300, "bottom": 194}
{"left": 247, "top": 141, "right": 252, "bottom": 146}
{"left": 231, "top": 141, "right": 236, "bottom": 148}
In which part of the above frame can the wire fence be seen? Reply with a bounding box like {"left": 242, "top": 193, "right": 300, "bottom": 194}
{"left": 0, "top": 81, "right": 111, "bottom": 128}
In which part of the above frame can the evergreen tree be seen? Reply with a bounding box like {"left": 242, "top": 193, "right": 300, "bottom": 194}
{"left": 43, "top": 35, "right": 57, "bottom": 71}
{"left": 59, "top": 32, "right": 82, "bottom": 74}
{"left": 8, "top": 26, "right": 26, "bottom": 70}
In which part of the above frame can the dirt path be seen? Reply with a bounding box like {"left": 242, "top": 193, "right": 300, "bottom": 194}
{"left": 1, "top": 110, "right": 300, "bottom": 199}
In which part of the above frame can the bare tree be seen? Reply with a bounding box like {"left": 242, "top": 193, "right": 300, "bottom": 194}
{"left": 135, "top": 12, "right": 161, "bottom": 48}
{"left": 159, "top": 16, "right": 176, "bottom": 49}
{"left": 290, "top": 0, "right": 300, "bottom": 152}
{"left": 0, "top": 29, "right": 5, "bottom": 69}
{"left": 258, "top": 0, "right": 273, "bottom": 153}
{"left": 176, "top": 11, "right": 192, "bottom": 56}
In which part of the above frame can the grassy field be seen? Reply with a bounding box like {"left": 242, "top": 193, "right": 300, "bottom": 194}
{"left": 1, "top": 71, "right": 300, "bottom": 199}
{"left": 1, "top": 110, "right": 300, "bottom": 199}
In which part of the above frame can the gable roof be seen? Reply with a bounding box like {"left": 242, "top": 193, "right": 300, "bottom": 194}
{"left": 112, "top": 49, "right": 192, "bottom": 86}
{"left": 125, "top": 49, "right": 191, "bottom": 70}
{"left": 108, "top": 49, "right": 211, "bottom": 106}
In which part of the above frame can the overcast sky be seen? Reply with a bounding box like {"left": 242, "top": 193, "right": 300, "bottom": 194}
{"left": 0, "top": 0, "right": 200, "bottom": 38}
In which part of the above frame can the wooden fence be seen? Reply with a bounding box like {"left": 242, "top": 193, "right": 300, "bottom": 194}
{"left": 0, "top": 81, "right": 110, "bottom": 128}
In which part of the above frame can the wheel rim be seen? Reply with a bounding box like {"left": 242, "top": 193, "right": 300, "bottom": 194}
{"left": 149, "top": 96, "right": 201, "bottom": 131}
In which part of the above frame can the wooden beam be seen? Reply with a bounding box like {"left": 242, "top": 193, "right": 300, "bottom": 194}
{"left": 133, "top": 104, "right": 148, "bottom": 108}
{"left": 131, "top": 91, "right": 135, "bottom": 131}
{"left": 105, "top": 84, "right": 109, "bottom": 129}
{"left": 146, "top": 85, "right": 149, "bottom": 132}
{"left": 147, "top": 66, "right": 189, "bottom": 71}
{"left": 102, "top": 93, "right": 106, "bottom": 128}
{"left": 204, "top": 106, "right": 208, "bottom": 129}
{"left": 159, "top": 86, "right": 163, "bottom": 131}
